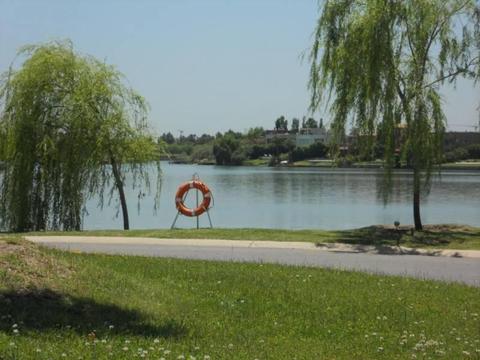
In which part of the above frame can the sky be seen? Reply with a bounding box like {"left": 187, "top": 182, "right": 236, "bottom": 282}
{"left": 1, "top": 0, "right": 479, "bottom": 136}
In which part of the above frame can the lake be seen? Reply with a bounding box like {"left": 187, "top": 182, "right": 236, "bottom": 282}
{"left": 84, "top": 162, "right": 480, "bottom": 230}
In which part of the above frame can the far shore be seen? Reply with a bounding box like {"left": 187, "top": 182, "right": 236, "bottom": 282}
{"left": 164, "top": 157, "right": 480, "bottom": 170}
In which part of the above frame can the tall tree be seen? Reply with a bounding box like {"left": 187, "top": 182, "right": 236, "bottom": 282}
{"left": 305, "top": 117, "right": 318, "bottom": 129}
{"left": 0, "top": 41, "right": 160, "bottom": 232}
{"left": 291, "top": 118, "right": 300, "bottom": 133}
{"left": 275, "top": 116, "right": 288, "bottom": 131}
{"left": 309, "top": 0, "right": 479, "bottom": 230}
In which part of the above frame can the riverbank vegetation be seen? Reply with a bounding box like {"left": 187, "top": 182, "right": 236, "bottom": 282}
{"left": 1, "top": 238, "right": 479, "bottom": 359}
{"left": 160, "top": 127, "right": 480, "bottom": 170}
{"left": 31, "top": 224, "right": 480, "bottom": 250}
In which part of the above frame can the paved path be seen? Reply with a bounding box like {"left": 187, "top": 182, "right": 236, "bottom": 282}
{"left": 26, "top": 236, "right": 480, "bottom": 287}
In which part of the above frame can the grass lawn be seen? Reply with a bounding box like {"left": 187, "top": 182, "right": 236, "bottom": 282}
{"left": 1, "top": 237, "right": 479, "bottom": 359}
{"left": 29, "top": 224, "right": 480, "bottom": 250}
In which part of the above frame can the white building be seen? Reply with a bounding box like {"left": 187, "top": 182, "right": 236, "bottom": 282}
{"left": 295, "top": 127, "right": 330, "bottom": 147}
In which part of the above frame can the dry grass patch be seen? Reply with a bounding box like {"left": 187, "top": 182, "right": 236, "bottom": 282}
{"left": 0, "top": 236, "right": 74, "bottom": 291}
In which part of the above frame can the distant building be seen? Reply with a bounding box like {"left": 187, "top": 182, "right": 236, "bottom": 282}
{"left": 295, "top": 127, "right": 330, "bottom": 147}
{"left": 264, "top": 130, "right": 294, "bottom": 143}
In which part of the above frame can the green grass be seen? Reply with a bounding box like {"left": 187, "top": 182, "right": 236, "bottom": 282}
{"left": 0, "top": 238, "right": 479, "bottom": 359}
{"left": 29, "top": 224, "right": 480, "bottom": 250}
{"left": 442, "top": 160, "right": 480, "bottom": 170}
{"left": 242, "top": 158, "right": 269, "bottom": 166}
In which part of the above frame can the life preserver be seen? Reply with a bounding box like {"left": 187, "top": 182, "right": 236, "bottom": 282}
{"left": 175, "top": 180, "right": 212, "bottom": 217}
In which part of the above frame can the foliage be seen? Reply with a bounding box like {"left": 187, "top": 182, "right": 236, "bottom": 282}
{"left": 444, "top": 143, "right": 480, "bottom": 162}
{"left": 0, "top": 41, "right": 160, "bottom": 232}
{"left": 160, "top": 132, "right": 175, "bottom": 144}
{"left": 291, "top": 118, "right": 300, "bottom": 133}
{"left": 309, "top": 0, "right": 480, "bottom": 229}
{"left": 289, "top": 141, "right": 329, "bottom": 162}
{"left": 190, "top": 143, "right": 214, "bottom": 163}
{"left": 213, "top": 134, "right": 242, "bottom": 165}
{"left": 304, "top": 117, "right": 318, "bottom": 128}
{"left": 274, "top": 115, "right": 288, "bottom": 131}
{"left": 246, "top": 127, "right": 264, "bottom": 139}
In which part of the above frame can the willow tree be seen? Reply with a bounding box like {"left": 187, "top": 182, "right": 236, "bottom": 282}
{"left": 0, "top": 41, "right": 160, "bottom": 232}
{"left": 309, "top": 0, "right": 480, "bottom": 230}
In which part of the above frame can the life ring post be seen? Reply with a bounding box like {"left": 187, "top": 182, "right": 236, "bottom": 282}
{"left": 170, "top": 175, "right": 213, "bottom": 229}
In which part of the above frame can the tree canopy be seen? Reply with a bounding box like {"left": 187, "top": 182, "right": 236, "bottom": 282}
{"left": 309, "top": 0, "right": 480, "bottom": 230}
{"left": 0, "top": 41, "right": 160, "bottom": 232}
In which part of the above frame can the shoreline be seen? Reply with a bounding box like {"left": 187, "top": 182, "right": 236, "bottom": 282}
{"left": 166, "top": 159, "right": 480, "bottom": 171}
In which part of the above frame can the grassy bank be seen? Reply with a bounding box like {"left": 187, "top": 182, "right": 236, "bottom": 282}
{"left": 1, "top": 237, "right": 479, "bottom": 359}
{"left": 31, "top": 225, "right": 480, "bottom": 250}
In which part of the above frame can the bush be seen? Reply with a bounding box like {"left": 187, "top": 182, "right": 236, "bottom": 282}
{"left": 467, "top": 144, "right": 480, "bottom": 159}
{"left": 289, "top": 142, "right": 328, "bottom": 162}
{"left": 190, "top": 144, "right": 213, "bottom": 163}
{"left": 444, "top": 147, "right": 469, "bottom": 162}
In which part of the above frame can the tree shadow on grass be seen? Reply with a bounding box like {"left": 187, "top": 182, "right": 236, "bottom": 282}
{"left": 0, "top": 289, "right": 186, "bottom": 338}
{"left": 332, "top": 225, "right": 480, "bottom": 249}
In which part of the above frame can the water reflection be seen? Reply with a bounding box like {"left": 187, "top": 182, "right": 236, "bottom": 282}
{"left": 84, "top": 163, "right": 480, "bottom": 230}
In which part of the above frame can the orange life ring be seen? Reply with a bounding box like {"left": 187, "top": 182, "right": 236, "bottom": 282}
{"left": 175, "top": 180, "right": 212, "bottom": 217}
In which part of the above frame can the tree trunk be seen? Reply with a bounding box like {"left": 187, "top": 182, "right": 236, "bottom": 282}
{"left": 413, "top": 168, "right": 423, "bottom": 231}
{"left": 110, "top": 155, "right": 129, "bottom": 230}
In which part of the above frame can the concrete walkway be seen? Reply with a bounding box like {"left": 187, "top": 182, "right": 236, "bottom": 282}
{"left": 26, "top": 236, "right": 480, "bottom": 286}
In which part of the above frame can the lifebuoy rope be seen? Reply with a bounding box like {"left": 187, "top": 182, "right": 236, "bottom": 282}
{"left": 174, "top": 179, "right": 213, "bottom": 217}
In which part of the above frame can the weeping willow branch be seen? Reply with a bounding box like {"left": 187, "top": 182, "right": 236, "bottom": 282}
{"left": 308, "top": 0, "right": 480, "bottom": 230}
{"left": 0, "top": 40, "right": 161, "bottom": 232}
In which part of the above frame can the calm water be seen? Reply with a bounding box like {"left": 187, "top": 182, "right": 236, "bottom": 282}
{"left": 84, "top": 162, "right": 480, "bottom": 230}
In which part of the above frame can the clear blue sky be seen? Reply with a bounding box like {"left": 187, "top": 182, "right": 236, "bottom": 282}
{"left": 1, "top": 0, "right": 478, "bottom": 136}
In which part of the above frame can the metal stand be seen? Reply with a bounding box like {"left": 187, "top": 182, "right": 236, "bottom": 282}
{"left": 171, "top": 174, "right": 214, "bottom": 230}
